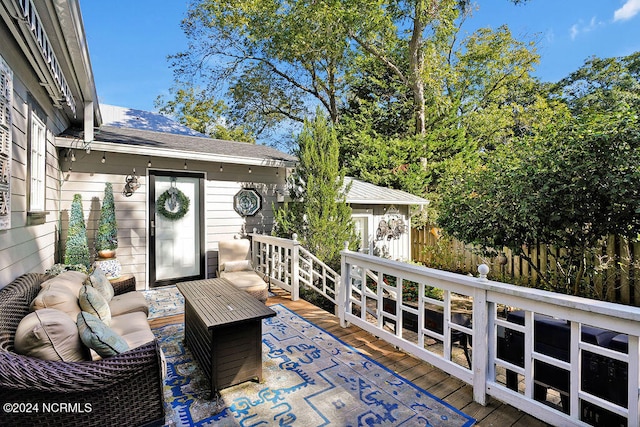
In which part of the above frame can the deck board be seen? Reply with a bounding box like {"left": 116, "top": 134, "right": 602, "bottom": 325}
{"left": 149, "top": 287, "right": 549, "bottom": 426}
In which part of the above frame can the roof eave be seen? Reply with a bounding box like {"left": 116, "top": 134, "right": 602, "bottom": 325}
{"left": 54, "top": 137, "right": 297, "bottom": 168}
{"left": 346, "top": 199, "right": 430, "bottom": 206}
{"left": 52, "top": 0, "right": 101, "bottom": 127}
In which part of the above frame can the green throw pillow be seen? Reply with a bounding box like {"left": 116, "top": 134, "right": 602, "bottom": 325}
{"left": 89, "top": 267, "right": 115, "bottom": 301}
{"left": 77, "top": 311, "right": 129, "bottom": 358}
{"left": 78, "top": 285, "right": 112, "bottom": 325}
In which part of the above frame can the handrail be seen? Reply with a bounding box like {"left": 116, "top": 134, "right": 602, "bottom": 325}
{"left": 249, "top": 233, "right": 340, "bottom": 304}
{"left": 250, "top": 233, "right": 640, "bottom": 426}
{"left": 339, "top": 248, "right": 640, "bottom": 427}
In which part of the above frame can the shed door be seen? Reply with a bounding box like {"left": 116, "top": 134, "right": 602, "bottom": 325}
{"left": 149, "top": 171, "right": 205, "bottom": 287}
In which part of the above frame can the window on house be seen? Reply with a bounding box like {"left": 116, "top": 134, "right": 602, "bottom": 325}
{"left": 28, "top": 111, "right": 46, "bottom": 212}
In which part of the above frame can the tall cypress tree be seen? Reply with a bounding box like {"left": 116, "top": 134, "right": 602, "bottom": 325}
{"left": 95, "top": 182, "right": 118, "bottom": 253}
{"left": 274, "top": 110, "right": 357, "bottom": 271}
{"left": 64, "top": 194, "right": 90, "bottom": 267}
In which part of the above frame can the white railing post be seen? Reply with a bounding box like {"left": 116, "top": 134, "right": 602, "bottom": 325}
{"left": 339, "top": 242, "right": 349, "bottom": 327}
{"left": 251, "top": 228, "right": 259, "bottom": 272}
{"left": 473, "top": 264, "right": 489, "bottom": 405}
{"left": 288, "top": 250, "right": 640, "bottom": 426}
{"left": 291, "top": 233, "right": 300, "bottom": 301}
{"left": 628, "top": 335, "right": 639, "bottom": 427}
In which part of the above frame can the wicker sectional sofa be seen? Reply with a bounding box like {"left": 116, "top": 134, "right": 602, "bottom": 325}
{"left": 0, "top": 272, "right": 165, "bottom": 427}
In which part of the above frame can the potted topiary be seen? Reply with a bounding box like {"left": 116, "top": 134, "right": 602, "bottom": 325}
{"left": 64, "top": 194, "right": 90, "bottom": 267}
{"left": 95, "top": 182, "right": 118, "bottom": 258}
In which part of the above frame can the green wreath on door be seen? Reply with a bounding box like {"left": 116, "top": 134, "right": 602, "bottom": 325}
{"left": 157, "top": 182, "right": 190, "bottom": 221}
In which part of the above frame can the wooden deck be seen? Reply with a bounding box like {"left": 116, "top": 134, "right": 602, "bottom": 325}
{"left": 150, "top": 287, "right": 549, "bottom": 426}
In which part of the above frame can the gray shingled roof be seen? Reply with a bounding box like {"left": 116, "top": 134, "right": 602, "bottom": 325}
{"left": 345, "top": 177, "right": 429, "bottom": 205}
{"left": 58, "top": 125, "right": 297, "bottom": 164}
{"left": 99, "top": 126, "right": 296, "bottom": 162}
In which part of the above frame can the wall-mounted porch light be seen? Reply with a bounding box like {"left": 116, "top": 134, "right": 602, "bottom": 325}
{"left": 123, "top": 168, "right": 140, "bottom": 197}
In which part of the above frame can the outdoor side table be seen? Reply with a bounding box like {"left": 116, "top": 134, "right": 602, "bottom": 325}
{"left": 176, "top": 278, "right": 275, "bottom": 399}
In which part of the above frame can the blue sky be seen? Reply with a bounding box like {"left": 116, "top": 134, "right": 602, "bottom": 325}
{"left": 80, "top": 0, "right": 640, "bottom": 113}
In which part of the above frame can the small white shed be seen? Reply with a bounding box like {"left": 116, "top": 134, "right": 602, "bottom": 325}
{"left": 344, "top": 177, "right": 429, "bottom": 262}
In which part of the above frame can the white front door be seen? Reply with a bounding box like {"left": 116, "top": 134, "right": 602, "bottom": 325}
{"left": 149, "top": 172, "right": 204, "bottom": 287}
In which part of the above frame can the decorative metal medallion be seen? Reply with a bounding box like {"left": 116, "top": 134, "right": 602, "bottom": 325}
{"left": 234, "top": 188, "right": 262, "bottom": 216}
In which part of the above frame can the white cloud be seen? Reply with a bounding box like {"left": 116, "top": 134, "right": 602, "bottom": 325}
{"left": 570, "top": 24, "right": 579, "bottom": 40}
{"left": 614, "top": 0, "right": 640, "bottom": 21}
{"left": 545, "top": 29, "right": 555, "bottom": 44}
{"left": 569, "top": 17, "right": 604, "bottom": 40}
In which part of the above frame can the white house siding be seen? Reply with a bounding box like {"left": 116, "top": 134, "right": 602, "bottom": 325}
{"left": 352, "top": 204, "right": 413, "bottom": 262}
{"left": 0, "top": 37, "right": 66, "bottom": 288}
{"left": 60, "top": 151, "right": 285, "bottom": 289}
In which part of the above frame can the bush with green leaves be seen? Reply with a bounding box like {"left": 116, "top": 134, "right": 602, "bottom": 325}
{"left": 46, "top": 263, "right": 89, "bottom": 276}
{"left": 439, "top": 110, "right": 640, "bottom": 297}
{"left": 95, "top": 182, "right": 118, "bottom": 252}
{"left": 64, "top": 194, "right": 90, "bottom": 267}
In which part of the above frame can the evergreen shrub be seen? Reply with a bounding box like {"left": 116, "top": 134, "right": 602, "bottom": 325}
{"left": 64, "top": 194, "right": 90, "bottom": 267}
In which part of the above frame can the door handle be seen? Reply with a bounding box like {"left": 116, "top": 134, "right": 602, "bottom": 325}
{"left": 150, "top": 220, "right": 155, "bottom": 237}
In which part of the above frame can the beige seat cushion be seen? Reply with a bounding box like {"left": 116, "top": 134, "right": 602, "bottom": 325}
{"left": 109, "top": 291, "right": 149, "bottom": 317}
{"left": 40, "top": 270, "right": 87, "bottom": 294}
{"left": 15, "top": 308, "right": 89, "bottom": 362}
{"left": 107, "top": 311, "right": 155, "bottom": 355}
{"left": 220, "top": 270, "right": 268, "bottom": 302}
{"left": 31, "top": 285, "right": 81, "bottom": 320}
{"left": 222, "top": 259, "right": 252, "bottom": 272}
{"left": 109, "top": 311, "right": 152, "bottom": 337}
{"left": 218, "top": 239, "right": 251, "bottom": 268}
{"left": 119, "top": 328, "right": 156, "bottom": 350}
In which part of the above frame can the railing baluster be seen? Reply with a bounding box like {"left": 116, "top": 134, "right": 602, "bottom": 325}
{"left": 250, "top": 233, "right": 640, "bottom": 427}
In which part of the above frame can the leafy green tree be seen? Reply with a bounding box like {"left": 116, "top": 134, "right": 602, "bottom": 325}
{"left": 64, "top": 194, "right": 90, "bottom": 267}
{"left": 172, "top": 0, "right": 355, "bottom": 139}
{"left": 171, "top": 0, "right": 531, "bottom": 140}
{"left": 155, "top": 86, "right": 255, "bottom": 142}
{"left": 450, "top": 25, "right": 543, "bottom": 149}
{"left": 438, "top": 108, "right": 640, "bottom": 297}
{"left": 273, "top": 110, "right": 358, "bottom": 271}
{"left": 551, "top": 52, "right": 640, "bottom": 115}
{"left": 345, "top": 0, "right": 464, "bottom": 135}
{"left": 338, "top": 17, "right": 542, "bottom": 210}
{"left": 95, "top": 183, "right": 118, "bottom": 253}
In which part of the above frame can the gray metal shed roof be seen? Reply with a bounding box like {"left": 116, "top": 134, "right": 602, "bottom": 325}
{"left": 345, "top": 177, "right": 429, "bottom": 205}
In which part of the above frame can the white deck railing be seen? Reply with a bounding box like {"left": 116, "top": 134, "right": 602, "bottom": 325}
{"left": 250, "top": 233, "right": 340, "bottom": 303}
{"left": 251, "top": 233, "right": 640, "bottom": 427}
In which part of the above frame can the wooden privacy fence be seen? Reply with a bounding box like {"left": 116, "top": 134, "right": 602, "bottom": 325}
{"left": 412, "top": 226, "right": 640, "bottom": 307}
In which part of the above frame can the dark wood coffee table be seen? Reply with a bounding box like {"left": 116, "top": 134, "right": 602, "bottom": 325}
{"left": 176, "top": 278, "right": 275, "bottom": 399}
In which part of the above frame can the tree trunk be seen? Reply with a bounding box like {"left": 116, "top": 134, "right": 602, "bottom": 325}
{"left": 409, "top": 1, "right": 426, "bottom": 135}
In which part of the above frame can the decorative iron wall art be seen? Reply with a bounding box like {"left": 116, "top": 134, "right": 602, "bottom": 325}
{"left": 376, "top": 208, "right": 406, "bottom": 241}
{"left": 234, "top": 188, "right": 262, "bottom": 216}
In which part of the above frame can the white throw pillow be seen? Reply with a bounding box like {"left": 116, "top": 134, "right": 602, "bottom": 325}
{"left": 223, "top": 260, "right": 252, "bottom": 272}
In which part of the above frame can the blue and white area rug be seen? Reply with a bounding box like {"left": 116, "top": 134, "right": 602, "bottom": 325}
{"left": 144, "top": 286, "right": 184, "bottom": 319}
{"left": 153, "top": 304, "right": 475, "bottom": 427}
